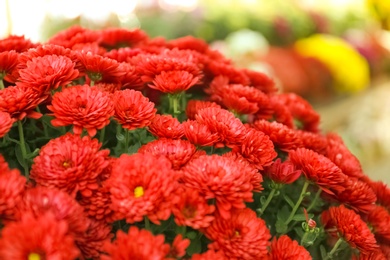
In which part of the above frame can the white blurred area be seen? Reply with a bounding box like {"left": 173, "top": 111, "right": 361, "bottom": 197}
{"left": 0, "top": 0, "right": 360, "bottom": 42}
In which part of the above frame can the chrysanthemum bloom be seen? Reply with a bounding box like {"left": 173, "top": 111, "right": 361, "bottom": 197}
{"left": 289, "top": 148, "right": 348, "bottom": 195}
{"left": 18, "top": 55, "right": 79, "bottom": 94}
{"left": 185, "top": 100, "right": 221, "bottom": 120}
{"left": 104, "top": 47, "right": 144, "bottom": 62}
{"left": 195, "top": 107, "right": 247, "bottom": 148}
{"left": 171, "top": 186, "right": 215, "bottom": 229}
{"left": 368, "top": 181, "right": 390, "bottom": 210}
{"left": 182, "top": 154, "right": 258, "bottom": 219}
{"left": 278, "top": 93, "right": 320, "bottom": 132}
{"left": 254, "top": 95, "right": 295, "bottom": 128}
{"left": 167, "top": 235, "right": 190, "bottom": 259}
{"left": 269, "top": 235, "right": 312, "bottom": 260}
{"left": 182, "top": 120, "right": 220, "bottom": 147}
{"left": 0, "top": 85, "right": 46, "bottom": 120}
{"left": 0, "top": 162, "right": 26, "bottom": 220}
{"left": 47, "top": 26, "right": 97, "bottom": 48}
{"left": 111, "top": 89, "right": 157, "bottom": 130}
{"left": 232, "top": 127, "right": 277, "bottom": 170}
{"left": 266, "top": 158, "right": 302, "bottom": 184}
{"left": 138, "top": 139, "right": 197, "bottom": 170}
{"left": 75, "top": 219, "right": 113, "bottom": 260}
{"left": 48, "top": 85, "right": 114, "bottom": 136}
{"left": 117, "top": 62, "right": 144, "bottom": 89}
{"left": 72, "top": 42, "right": 107, "bottom": 56}
{"left": 30, "top": 133, "right": 111, "bottom": 197}
{"left": 0, "top": 35, "right": 38, "bottom": 53}
{"left": 0, "top": 50, "right": 19, "bottom": 83}
{"left": 0, "top": 111, "right": 13, "bottom": 138}
{"left": 16, "top": 187, "right": 89, "bottom": 236}
{"left": 205, "top": 208, "right": 271, "bottom": 259}
{"left": 321, "top": 204, "right": 379, "bottom": 255}
{"left": 326, "top": 133, "right": 365, "bottom": 179}
{"left": 94, "top": 82, "right": 121, "bottom": 93}
{"left": 207, "top": 76, "right": 269, "bottom": 115}
{"left": 148, "top": 70, "right": 201, "bottom": 94}
{"left": 326, "top": 178, "right": 377, "bottom": 213}
{"left": 147, "top": 114, "right": 184, "bottom": 139}
{"left": 252, "top": 119, "right": 303, "bottom": 152}
{"left": 191, "top": 250, "right": 228, "bottom": 260}
{"left": 76, "top": 51, "right": 126, "bottom": 83}
{"left": 295, "top": 129, "right": 328, "bottom": 155}
{"left": 242, "top": 68, "right": 277, "bottom": 94}
{"left": 353, "top": 250, "right": 388, "bottom": 260}
{"left": 0, "top": 213, "right": 80, "bottom": 260}
{"left": 100, "top": 28, "right": 148, "bottom": 49}
{"left": 107, "top": 153, "right": 179, "bottom": 224}
{"left": 206, "top": 61, "right": 250, "bottom": 85}
{"left": 102, "top": 227, "right": 170, "bottom": 260}
{"left": 367, "top": 205, "right": 390, "bottom": 244}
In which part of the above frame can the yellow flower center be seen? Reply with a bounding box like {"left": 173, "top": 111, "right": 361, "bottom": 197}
{"left": 62, "top": 161, "right": 71, "bottom": 168}
{"left": 134, "top": 186, "right": 144, "bottom": 198}
{"left": 235, "top": 231, "right": 240, "bottom": 236}
{"left": 28, "top": 253, "right": 41, "bottom": 260}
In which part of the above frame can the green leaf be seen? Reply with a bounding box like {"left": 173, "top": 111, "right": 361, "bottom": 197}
{"left": 275, "top": 219, "right": 288, "bottom": 234}
{"left": 276, "top": 205, "right": 290, "bottom": 222}
{"left": 127, "top": 142, "right": 141, "bottom": 154}
{"left": 186, "top": 231, "right": 198, "bottom": 240}
{"left": 15, "top": 144, "right": 26, "bottom": 168}
{"left": 320, "top": 245, "right": 328, "bottom": 259}
{"left": 186, "top": 239, "right": 202, "bottom": 256}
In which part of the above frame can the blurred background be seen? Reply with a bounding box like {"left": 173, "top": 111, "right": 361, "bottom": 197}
{"left": 1, "top": 0, "right": 390, "bottom": 183}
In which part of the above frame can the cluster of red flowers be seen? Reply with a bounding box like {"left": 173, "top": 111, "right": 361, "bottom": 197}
{"left": 0, "top": 26, "right": 389, "bottom": 259}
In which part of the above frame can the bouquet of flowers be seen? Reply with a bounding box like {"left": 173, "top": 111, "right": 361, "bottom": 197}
{"left": 0, "top": 26, "right": 389, "bottom": 259}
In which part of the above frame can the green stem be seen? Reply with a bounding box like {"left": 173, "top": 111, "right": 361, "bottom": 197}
{"left": 284, "top": 181, "right": 310, "bottom": 225}
{"left": 36, "top": 107, "right": 48, "bottom": 138}
{"left": 307, "top": 188, "right": 322, "bottom": 212}
{"left": 258, "top": 188, "right": 277, "bottom": 216}
{"left": 0, "top": 79, "right": 4, "bottom": 90}
{"left": 144, "top": 217, "right": 151, "bottom": 231}
{"left": 90, "top": 80, "right": 95, "bottom": 86}
{"left": 168, "top": 93, "right": 182, "bottom": 117}
{"left": 99, "top": 127, "right": 106, "bottom": 144}
{"left": 125, "top": 129, "right": 130, "bottom": 153}
{"left": 17, "top": 120, "right": 29, "bottom": 177}
{"left": 324, "top": 238, "right": 344, "bottom": 260}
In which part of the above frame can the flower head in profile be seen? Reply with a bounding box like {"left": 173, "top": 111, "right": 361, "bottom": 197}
{"left": 102, "top": 227, "right": 170, "bottom": 260}
{"left": 0, "top": 111, "right": 13, "bottom": 138}
{"left": 30, "top": 133, "right": 111, "bottom": 197}
{"left": 367, "top": 205, "right": 390, "bottom": 245}
{"left": 205, "top": 208, "right": 271, "bottom": 259}
{"left": 182, "top": 120, "right": 219, "bottom": 147}
{"left": 100, "top": 27, "right": 148, "bottom": 49}
{"left": 147, "top": 114, "right": 184, "bottom": 139}
{"left": 269, "top": 235, "right": 311, "bottom": 260}
{"left": 182, "top": 154, "right": 258, "bottom": 219}
{"left": 107, "top": 153, "right": 178, "bottom": 224}
{"left": 0, "top": 213, "right": 80, "bottom": 260}
{"left": 368, "top": 181, "right": 390, "bottom": 211}
{"left": 321, "top": 204, "right": 379, "bottom": 255}
{"left": 191, "top": 250, "right": 228, "bottom": 260}
{"left": 0, "top": 50, "right": 19, "bottom": 83}
{"left": 48, "top": 85, "right": 114, "bottom": 136}
{"left": 18, "top": 54, "right": 79, "bottom": 94}
{"left": 266, "top": 158, "right": 302, "bottom": 184}
{"left": 185, "top": 99, "right": 221, "bottom": 120}
{"left": 112, "top": 89, "right": 157, "bottom": 130}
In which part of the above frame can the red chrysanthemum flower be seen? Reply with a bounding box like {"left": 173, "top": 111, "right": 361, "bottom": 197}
{"left": 252, "top": 119, "right": 303, "bottom": 152}
{"left": 278, "top": 93, "right": 320, "bottom": 132}
{"left": 185, "top": 100, "right": 221, "bottom": 120}
{"left": 367, "top": 205, "right": 390, "bottom": 244}
{"left": 269, "top": 235, "right": 312, "bottom": 260}
{"left": 71, "top": 42, "right": 107, "bottom": 56}
{"left": 149, "top": 70, "right": 201, "bottom": 94}
{"left": 191, "top": 250, "right": 228, "bottom": 260}
{"left": 147, "top": 114, "right": 184, "bottom": 139}
{"left": 353, "top": 250, "right": 388, "bottom": 260}
{"left": 0, "top": 85, "right": 45, "bottom": 120}
{"left": 112, "top": 89, "right": 157, "bottom": 130}
{"left": 94, "top": 82, "right": 121, "bottom": 93}
{"left": 253, "top": 95, "right": 295, "bottom": 128}
{"left": 167, "top": 35, "right": 209, "bottom": 52}
{"left": 206, "top": 61, "right": 250, "bottom": 85}
{"left": 30, "top": 133, "right": 110, "bottom": 197}
{"left": 182, "top": 120, "right": 219, "bottom": 147}
{"left": 171, "top": 186, "right": 215, "bottom": 229}
{"left": 102, "top": 227, "right": 170, "bottom": 260}
{"left": 104, "top": 47, "right": 144, "bottom": 62}
{"left": 207, "top": 75, "right": 269, "bottom": 115}
{"left": 138, "top": 139, "right": 197, "bottom": 170}
{"left": 16, "top": 187, "right": 89, "bottom": 236}
{"left": 0, "top": 213, "right": 80, "bottom": 260}
{"left": 47, "top": 25, "right": 90, "bottom": 47}
{"left": 76, "top": 51, "right": 126, "bottom": 83}
{"left": 295, "top": 129, "right": 328, "bottom": 155}
{"left": 100, "top": 28, "right": 148, "bottom": 49}
{"left": 232, "top": 127, "right": 277, "bottom": 170}
{"left": 0, "top": 50, "right": 19, "bottom": 83}
{"left": 0, "top": 35, "right": 38, "bottom": 53}
{"left": 205, "top": 208, "right": 271, "bottom": 259}
{"left": 321, "top": 204, "right": 379, "bottom": 255}
{"left": 326, "top": 178, "right": 377, "bottom": 213}
{"left": 326, "top": 133, "right": 365, "bottom": 179}
{"left": 117, "top": 62, "right": 144, "bottom": 89}
{"left": 0, "top": 111, "right": 13, "bottom": 138}
{"left": 242, "top": 68, "right": 277, "bottom": 94}
{"left": 78, "top": 185, "right": 114, "bottom": 222}
{"left": 265, "top": 158, "right": 302, "bottom": 184}
{"left": 107, "top": 153, "right": 178, "bottom": 224}
{"left": 367, "top": 181, "right": 390, "bottom": 211}
{"left": 289, "top": 148, "right": 348, "bottom": 195}
{"left": 167, "top": 235, "right": 190, "bottom": 259}
{"left": 182, "top": 154, "right": 258, "bottom": 219}
{"left": 18, "top": 54, "right": 79, "bottom": 94}
{"left": 75, "top": 219, "right": 113, "bottom": 260}
{"left": 48, "top": 85, "right": 114, "bottom": 136}
{"left": 195, "top": 107, "right": 247, "bottom": 148}
{"left": 0, "top": 160, "right": 26, "bottom": 220}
